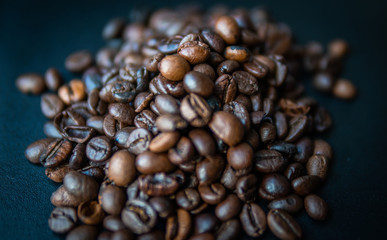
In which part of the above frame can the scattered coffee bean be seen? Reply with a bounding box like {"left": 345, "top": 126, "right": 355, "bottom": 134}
{"left": 304, "top": 194, "right": 328, "bottom": 221}
{"left": 268, "top": 209, "right": 302, "bottom": 240}
{"left": 16, "top": 73, "right": 45, "bottom": 95}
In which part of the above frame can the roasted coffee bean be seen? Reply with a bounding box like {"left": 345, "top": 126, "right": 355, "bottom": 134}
{"left": 110, "top": 229, "right": 135, "bottom": 240}
{"left": 178, "top": 41, "right": 211, "bottom": 64}
{"left": 215, "top": 194, "right": 241, "bottom": 221}
{"left": 125, "top": 128, "right": 152, "bottom": 155}
{"left": 83, "top": 68, "right": 102, "bottom": 92}
{"left": 306, "top": 154, "right": 329, "bottom": 180}
{"left": 151, "top": 74, "right": 186, "bottom": 97}
{"left": 209, "top": 111, "right": 244, "bottom": 146}
{"left": 183, "top": 71, "right": 214, "bottom": 98}
{"left": 224, "top": 46, "right": 250, "bottom": 63}
{"left": 190, "top": 233, "right": 215, "bottom": 240}
{"left": 269, "top": 142, "right": 297, "bottom": 158}
{"left": 243, "top": 59, "right": 268, "bottom": 78}
{"left": 216, "top": 219, "right": 241, "bottom": 240}
{"left": 189, "top": 129, "right": 216, "bottom": 157}
{"left": 223, "top": 101, "right": 251, "bottom": 130}
{"left": 111, "top": 80, "right": 136, "bottom": 103}
{"left": 54, "top": 110, "right": 85, "bottom": 134}
{"left": 294, "top": 137, "right": 314, "bottom": 163}
{"left": 227, "top": 142, "right": 253, "bottom": 171}
{"left": 193, "top": 63, "right": 216, "bottom": 81}
{"left": 51, "top": 185, "right": 84, "bottom": 207}
{"left": 169, "top": 136, "right": 196, "bottom": 165}
{"left": 63, "top": 126, "right": 96, "bottom": 143}
{"left": 232, "top": 71, "right": 259, "bottom": 95}
{"left": 285, "top": 115, "right": 308, "bottom": 142}
{"left": 16, "top": 73, "right": 45, "bottom": 95}
{"left": 64, "top": 171, "right": 99, "bottom": 202}
{"left": 77, "top": 201, "right": 105, "bottom": 225}
{"left": 214, "top": 74, "right": 237, "bottom": 105}
{"left": 269, "top": 55, "right": 287, "bottom": 87}
{"left": 267, "top": 209, "right": 302, "bottom": 240}
{"left": 304, "top": 194, "right": 328, "bottom": 221}
{"left": 149, "top": 132, "right": 180, "bottom": 153}
{"left": 25, "top": 138, "right": 55, "bottom": 164}
{"left": 255, "top": 149, "right": 287, "bottom": 173}
{"left": 215, "top": 16, "right": 240, "bottom": 44}
{"left": 201, "top": 29, "right": 225, "bottom": 53}
{"left": 65, "top": 50, "right": 93, "bottom": 73}
{"left": 268, "top": 194, "right": 303, "bottom": 214}
{"left": 134, "top": 92, "right": 154, "bottom": 113}
{"left": 137, "top": 230, "right": 164, "bottom": 240}
{"left": 46, "top": 165, "right": 71, "bottom": 183}
{"left": 138, "top": 173, "right": 179, "bottom": 196}
{"left": 259, "top": 122, "right": 277, "bottom": 144}
{"left": 78, "top": 165, "right": 105, "bottom": 181}
{"left": 259, "top": 174, "right": 290, "bottom": 200}
{"left": 166, "top": 209, "right": 192, "bottom": 240}
{"left": 274, "top": 111, "right": 288, "bottom": 139}
{"left": 284, "top": 163, "right": 305, "bottom": 181}
{"left": 198, "top": 183, "right": 226, "bottom": 205}
{"left": 48, "top": 207, "right": 77, "bottom": 234}
{"left": 314, "top": 106, "right": 332, "bottom": 133}
{"left": 136, "top": 151, "right": 175, "bottom": 174}
{"left": 66, "top": 225, "right": 98, "bottom": 240}
{"left": 159, "top": 55, "right": 190, "bottom": 81}
{"left": 180, "top": 93, "right": 212, "bottom": 127}
{"left": 155, "top": 94, "right": 179, "bottom": 115}
{"left": 313, "top": 139, "right": 333, "bottom": 160}
{"left": 196, "top": 155, "right": 225, "bottom": 185}
{"left": 108, "top": 103, "right": 135, "bottom": 125}
{"left": 86, "top": 136, "right": 112, "bottom": 163}
{"left": 134, "top": 109, "right": 157, "bottom": 133}
{"left": 328, "top": 39, "right": 349, "bottom": 58}
{"left": 217, "top": 60, "right": 240, "bottom": 76}
{"left": 313, "top": 72, "right": 334, "bottom": 93}
{"left": 58, "top": 80, "right": 86, "bottom": 105}
{"left": 155, "top": 114, "right": 188, "bottom": 132}
{"left": 235, "top": 174, "right": 257, "bottom": 202}
{"left": 101, "top": 185, "right": 126, "bottom": 215}
{"left": 103, "top": 215, "right": 126, "bottom": 232}
{"left": 176, "top": 188, "right": 201, "bottom": 211}
{"left": 41, "top": 93, "right": 65, "bottom": 119}
{"left": 291, "top": 175, "right": 321, "bottom": 196}
{"left": 40, "top": 139, "right": 73, "bottom": 168}
{"left": 240, "top": 203, "right": 266, "bottom": 237}
{"left": 103, "top": 18, "right": 126, "bottom": 39}
{"left": 149, "top": 197, "right": 174, "bottom": 218}
{"left": 108, "top": 150, "right": 136, "bottom": 186}
{"left": 121, "top": 199, "right": 157, "bottom": 234}
{"left": 44, "top": 121, "right": 63, "bottom": 138}
{"left": 86, "top": 116, "right": 104, "bottom": 134}
{"left": 45, "top": 68, "right": 63, "bottom": 91}
{"left": 87, "top": 89, "right": 107, "bottom": 115}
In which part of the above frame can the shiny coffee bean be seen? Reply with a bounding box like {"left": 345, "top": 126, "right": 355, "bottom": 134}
{"left": 63, "top": 171, "right": 99, "bottom": 203}
{"left": 215, "top": 16, "right": 240, "bottom": 44}
{"left": 159, "top": 55, "right": 190, "bottom": 81}
{"left": 48, "top": 207, "right": 77, "bottom": 234}
{"left": 291, "top": 175, "right": 321, "bottom": 196}
{"left": 166, "top": 209, "right": 192, "bottom": 240}
{"left": 149, "top": 132, "right": 180, "bottom": 153}
{"left": 189, "top": 129, "right": 216, "bottom": 157}
{"left": 45, "top": 165, "right": 71, "bottom": 183}
{"left": 304, "top": 194, "right": 328, "bottom": 221}
{"left": 121, "top": 199, "right": 157, "bottom": 234}
{"left": 77, "top": 201, "right": 105, "bottom": 225}
{"left": 255, "top": 149, "right": 287, "bottom": 173}
{"left": 284, "top": 163, "right": 305, "bottom": 181}
{"left": 169, "top": 136, "right": 196, "bottom": 165}
{"left": 294, "top": 137, "right": 314, "bottom": 163}
{"left": 215, "top": 194, "right": 241, "bottom": 221}
{"left": 216, "top": 219, "right": 241, "bottom": 240}
{"left": 214, "top": 74, "right": 237, "bottom": 105}
{"left": 267, "top": 209, "right": 302, "bottom": 240}
{"left": 227, "top": 142, "right": 253, "bottom": 171}
{"left": 306, "top": 155, "right": 329, "bottom": 180}
{"left": 194, "top": 213, "right": 218, "bottom": 234}
{"left": 259, "top": 174, "right": 291, "bottom": 200}
{"left": 183, "top": 71, "right": 214, "bottom": 98}
{"left": 25, "top": 138, "right": 55, "bottom": 164}
{"left": 176, "top": 188, "right": 201, "bottom": 211}
{"left": 193, "top": 63, "right": 216, "bottom": 80}
{"left": 232, "top": 71, "right": 258, "bottom": 95}
{"left": 108, "top": 150, "right": 136, "bottom": 186}
{"left": 45, "top": 68, "right": 63, "bottom": 91}
{"left": 65, "top": 225, "right": 98, "bottom": 240}
{"left": 41, "top": 93, "right": 65, "bottom": 119}
{"left": 268, "top": 194, "right": 303, "bottom": 214}
{"left": 155, "top": 94, "right": 180, "bottom": 115}
{"left": 40, "top": 139, "right": 73, "bottom": 168}
{"left": 240, "top": 203, "right": 266, "bottom": 237}
{"left": 149, "top": 197, "right": 174, "bottom": 218}
{"left": 16, "top": 73, "right": 45, "bottom": 95}
{"left": 313, "top": 139, "right": 333, "bottom": 160}
{"left": 224, "top": 46, "right": 250, "bottom": 63}
{"left": 86, "top": 136, "right": 112, "bottom": 163}
{"left": 181, "top": 93, "right": 212, "bottom": 127}
{"left": 201, "top": 29, "right": 225, "bottom": 53}
{"left": 65, "top": 50, "right": 93, "bottom": 73}
{"left": 136, "top": 151, "right": 175, "bottom": 174}
{"left": 58, "top": 80, "right": 86, "bottom": 105}
{"left": 101, "top": 185, "right": 126, "bottom": 215}
{"left": 178, "top": 41, "right": 211, "bottom": 64}
{"left": 127, "top": 128, "right": 152, "bottom": 155}
{"left": 198, "top": 183, "right": 226, "bottom": 205}
{"left": 235, "top": 174, "right": 257, "bottom": 202}
{"left": 333, "top": 79, "right": 356, "bottom": 100}
{"left": 196, "top": 155, "right": 225, "bottom": 185}
{"left": 209, "top": 111, "right": 244, "bottom": 146}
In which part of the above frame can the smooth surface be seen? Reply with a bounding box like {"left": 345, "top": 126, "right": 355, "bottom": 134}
{"left": 0, "top": 0, "right": 386, "bottom": 239}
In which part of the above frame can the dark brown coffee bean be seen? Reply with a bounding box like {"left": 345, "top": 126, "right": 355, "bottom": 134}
{"left": 48, "top": 207, "right": 77, "bottom": 234}
{"left": 123, "top": 128, "right": 151, "bottom": 155}
{"left": 155, "top": 114, "right": 188, "bottom": 132}
{"left": 108, "top": 150, "right": 136, "bottom": 186}
{"left": 193, "top": 63, "right": 216, "bottom": 81}
{"left": 328, "top": 39, "right": 349, "bottom": 58}
{"left": 224, "top": 46, "right": 250, "bottom": 63}
{"left": 284, "top": 163, "right": 305, "bottom": 181}
{"left": 78, "top": 165, "right": 105, "bottom": 181}
{"left": 268, "top": 194, "right": 303, "bottom": 214}
{"left": 149, "top": 132, "right": 180, "bottom": 153}
{"left": 40, "top": 139, "right": 73, "bottom": 168}
{"left": 66, "top": 225, "right": 98, "bottom": 240}
{"left": 194, "top": 214, "right": 218, "bottom": 234}
{"left": 189, "top": 129, "right": 216, "bottom": 157}
{"left": 181, "top": 93, "right": 212, "bottom": 127}
{"left": 183, "top": 71, "right": 214, "bottom": 98}
{"left": 215, "top": 194, "right": 241, "bottom": 221}
{"left": 196, "top": 155, "right": 225, "bottom": 185}
{"left": 178, "top": 41, "right": 211, "bottom": 64}
{"left": 63, "top": 126, "right": 96, "bottom": 143}
{"left": 240, "top": 203, "right": 266, "bottom": 237}
{"left": 155, "top": 94, "right": 179, "bottom": 115}
{"left": 137, "top": 230, "right": 164, "bottom": 240}
{"left": 236, "top": 174, "right": 257, "bottom": 202}
{"left": 285, "top": 115, "right": 308, "bottom": 142}
{"left": 51, "top": 185, "right": 83, "bottom": 207}
{"left": 111, "top": 80, "right": 136, "bottom": 103}
{"left": 215, "top": 16, "right": 240, "bottom": 44}
{"left": 134, "top": 110, "right": 157, "bottom": 133}
{"left": 159, "top": 55, "right": 190, "bottom": 81}
{"left": 151, "top": 74, "right": 186, "bottom": 98}
{"left": 25, "top": 138, "right": 55, "bottom": 164}
{"left": 58, "top": 80, "right": 86, "bottom": 105}
{"left": 103, "top": 114, "right": 128, "bottom": 138}
{"left": 294, "top": 137, "right": 314, "bottom": 163}
{"left": 313, "top": 72, "right": 334, "bottom": 93}
{"left": 220, "top": 164, "right": 239, "bottom": 190}
{"left": 101, "top": 185, "right": 126, "bottom": 215}
{"left": 103, "top": 215, "right": 126, "bottom": 232}
{"left": 136, "top": 151, "right": 175, "bottom": 174}
{"left": 16, "top": 73, "right": 45, "bottom": 95}
{"left": 269, "top": 142, "right": 297, "bottom": 158}
{"left": 292, "top": 175, "right": 321, "bottom": 196}
{"left": 314, "top": 106, "right": 332, "bottom": 133}
{"left": 77, "top": 201, "right": 105, "bottom": 225}
{"left": 134, "top": 92, "right": 154, "bottom": 113}
{"left": 313, "top": 139, "right": 333, "bottom": 160}
{"left": 176, "top": 188, "right": 201, "bottom": 211}
{"left": 223, "top": 101, "right": 251, "bottom": 130}
{"left": 274, "top": 111, "right": 288, "bottom": 139}
{"left": 267, "top": 209, "right": 302, "bottom": 240}
{"left": 232, "top": 71, "right": 258, "bottom": 95}
{"left": 86, "top": 116, "right": 104, "bottom": 134}
{"left": 190, "top": 233, "right": 215, "bottom": 240}
{"left": 166, "top": 209, "right": 192, "bottom": 240}
{"left": 198, "top": 183, "right": 226, "bottom": 205}
{"left": 54, "top": 109, "right": 85, "bottom": 135}
{"left": 65, "top": 50, "right": 93, "bottom": 73}
{"left": 169, "top": 136, "right": 196, "bottom": 165}
{"left": 63, "top": 171, "right": 99, "bottom": 202}
{"left": 121, "top": 199, "right": 157, "bottom": 234}
{"left": 227, "top": 142, "right": 253, "bottom": 171}
{"left": 255, "top": 150, "right": 287, "bottom": 173}
{"left": 41, "top": 94, "right": 65, "bottom": 119}
{"left": 201, "top": 29, "right": 225, "bottom": 53}
{"left": 88, "top": 88, "right": 107, "bottom": 115}
{"left": 304, "top": 194, "right": 328, "bottom": 221}
{"left": 44, "top": 121, "right": 63, "bottom": 138}
{"left": 251, "top": 112, "right": 265, "bottom": 127}
{"left": 46, "top": 165, "right": 71, "bottom": 183}
{"left": 259, "top": 122, "right": 277, "bottom": 144}
{"left": 86, "top": 136, "right": 112, "bottom": 163}
{"left": 83, "top": 68, "right": 102, "bottom": 92}
{"left": 45, "top": 68, "right": 63, "bottom": 91}
{"left": 259, "top": 174, "right": 290, "bottom": 200}
{"left": 216, "top": 219, "right": 241, "bottom": 240}
{"left": 209, "top": 111, "right": 244, "bottom": 147}
{"left": 214, "top": 74, "right": 237, "bottom": 105}
{"left": 269, "top": 55, "right": 287, "bottom": 87}
{"left": 138, "top": 173, "right": 179, "bottom": 196}
{"left": 158, "top": 35, "right": 182, "bottom": 54}
{"left": 108, "top": 103, "right": 135, "bottom": 125}
{"left": 243, "top": 59, "right": 268, "bottom": 78}
{"left": 306, "top": 155, "right": 329, "bottom": 180}
{"left": 217, "top": 60, "right": 240, "bottom": 76}
{"left": 103, "top": 18, "right": 126, "bottom": 40}
{"left": 207, "top": 51, "right": 225, "bottom": 67}
{"left": 149, "top": 197, "right": 174, "bottom": 218}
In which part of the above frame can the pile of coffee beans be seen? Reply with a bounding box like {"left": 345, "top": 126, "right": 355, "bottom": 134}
{"left": 20, "top": 6, "right": 355, "bottom": 240}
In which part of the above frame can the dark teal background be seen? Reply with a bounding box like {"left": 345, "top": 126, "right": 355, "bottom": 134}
{"left": 1, "top": 0, "right": 386, "bottom": 239}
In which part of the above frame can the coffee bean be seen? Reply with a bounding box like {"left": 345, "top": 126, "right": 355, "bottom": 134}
{"left": 86, "top": 136, "right": 112, "bottom": 163}
{"left": 190, "top": 233, "right": 215, "bottom": 240}
{"left": 304, "top": 194, "right": 328, "bottom": 221}
{"left": 134, "top": 92, "right": 154, "bottom": 113}
{"left": 176, "top": 188, "right": 201, "bottom": 211}
{"left": 100, "top": 185, "right": 126, "bottom": 215}
{"left": 108, "top": 103, "right": 135, "bottom": 125}
{"left": 215, "top": 16, "right": 240, "bottom": 44}
{"left": 149, "top": 197, "right": 174, "bottom": 218}
{"left": 149, "top": 132, "right": 180, "bottom": 153}
{"left": 313, "top": 72, "right": 335, "bottom": 93}
{"left": 25, "top": 138, "right": 55, "bottom": 164}
{"left": 183, "top": 71, "right": 214, "bottom": 98}
{"left": 333, "top": 79, "right": 356, "bottom": 100}
{"left": 285, "top": 115, "right": 308, "bottom": 142}
{"left": 45, "top": 68, "right": 63, "bottom": 91}
{"left": 48, "top": 207, "right": 77, "bottom": 234}
{"left": 259, "top": 122, "right": 277, "bottom": 144}
{"left": 63, "top": 126, "right": 96, "bottom": 143}
{"left": 166, "top": 209, "right": 192, "bottom": 240}
{"left": 103, "top": 215, "right": 126, "bottom": 232}
{"left": 151, "top": 74, "right": 186, "bottom": 98}
{"left": 306, "top": 155, "right": 329, "bottom": 180}
{"left": 136, "top": 151, "right": 175, "bottom": 174}
{"left": 111, "top": 80, "right": 137, "bottom": 103}
{"left": 225, "top": 46, "right": 250, "bottom": 63}
{"left": 159, "top": 55, "right": 190, "bottom": 81}
{"left": 103, "top": 114, "right": 128, "bottom": 139}
{"left": 259, "top": 174, "right": 290, "bottom": 200}
{"left": 216, "top": 219, "right": 241, "bottom": 240}
{"left": 155, "top": 114, "right": 188, "bottom": 132}
{"left": 45, "top": 165, "right": 71, "bottom": 183}
{"left": 189, "top": 129, "right": 216, "bottom": 157}
{"left": 65, "top": 50, "right": 93, "bottom": 73}
{"left": 108, "top": 150, "right": 136, "bottom": 186}
{"left": 274, "top": 111, "right": 288, "bottom": 139}
{"left": 86, "top": 116, "right": 104, "bottom": 134}
{"left": 236, "top": 174, "right": 258, "bottom": 202}
{"left": 155, "top": 94, "right": 179, "bottom": 115}
{"left": 40, "top": 139, "right": 73, "bottom": 168}
{"left": 215, "top": 194, "right": 241, "bottom": 221}
{"left": 181, "top": 93, "right": 212, "bottom": 127}
{"left": 243, "top": 59, "right": 268, "bottom": 78}
{"left": 269, "top": 55, "right": 287, "bottom": 87}
{"left": 58, "top": 80, "right": 86, "bottom": 105}
{"left": 169, "top": 136, "right": 196, "bottom": 165}
{"left": 268, "top": 194, "right": 303, "bottom": 214}
{"left": 51, "top": 185, "right": 83, "bottom": 207}
{"left": 122, "top": 199, "right": 157, "bottom": 234}
{"left": 201, "top": 29, "right": 225, "bottom": 53}
{"left": 103, "top": 18, "right": 126, "bottom": 40}
{"left": 227, "top": 142, "right": 253, "bottom": 171}
{"left": 284, "top": 163, "right": 305, "bottom": 181}
{"left": 313, "top": 139, "right": 333, "bottom": 160}
{"left": 193, "top": 63, "right": 216, "bottom": 80}
{"left": 137, "top": 230, "right": 164, "bottom": 240}
{"left": 232, "top": 71, "right": 259, "bottom": 95}
{"left": 178, "top": 41, "right": 211, "bottom": 64}
{"left": 138, "top": 173, "right": 179, "bottom": 196}
{"left": 209, "top": 111, "right": 244, "bottom": 146}
{"left": 196, "top": 155, "right": 225, "bottom": 185}
{"left": 214, "top": 74, "right": 237, "bottom": 105}
{"left": 134, "top": 110, "right": 157, "bottom": 133}
{"left": 198, "top": 183, "right": 226, "bottom": 205}
{"left": 267, "top": 209, "right": 302, "bottom": 240}
{"left": 16, "top": 73, "right": 45, "bottom": 95}
{"left": 255, "top": 149, "right": 287, "bottom": 173}
{"left": 44, "top": 121, "right": 63, "bottom": 138}
{"left": 294, "top": 137, "right": 314, "bottom": 163}
{"left": 77, "top": 201, "right": 105, "bottom": 225}
{"left": 240, "top": 203, "right": 266, "bottom": 237}
{"left": 291, "top": 175, "right": 321, "bottom": 196}
{"left": 223, "top": 101, "right": 251, "bottom": 130}
{"left": 63, "top": 171, "right": 99, "bottom": 202}
{"left": 217, "top": 60, "right": 240, "bottom": 76}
